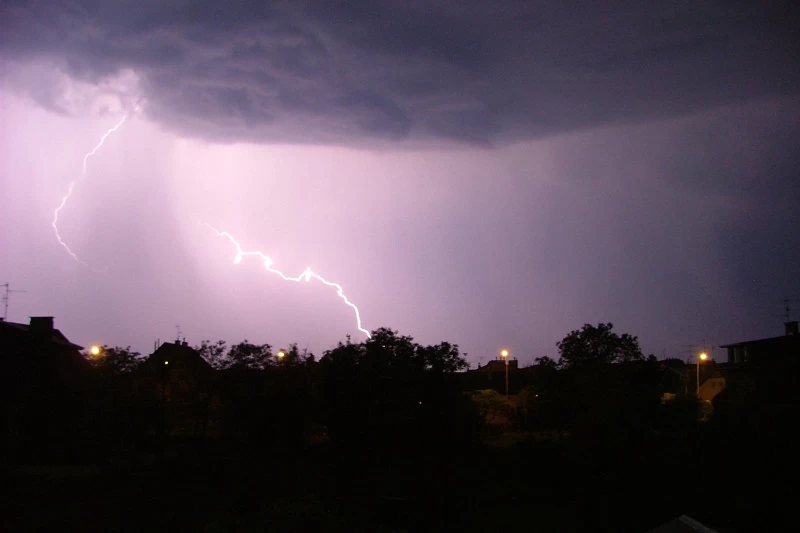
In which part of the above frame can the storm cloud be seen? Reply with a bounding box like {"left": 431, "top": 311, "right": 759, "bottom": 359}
{"left": 2, "top": 0, "right": 796, "bottom": 145}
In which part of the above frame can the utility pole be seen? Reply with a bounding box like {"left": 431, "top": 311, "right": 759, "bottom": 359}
{"left": 681, "top": 344, "right": 695, "bottom": 392}
{"left": 1, "top": 283, "right": 27, "bottom": 320}
{"left": 505, "top": 359, "right": 509, "bottom": 399}
{"left": 500, "top": 349, "right": 510, "bottom": 399}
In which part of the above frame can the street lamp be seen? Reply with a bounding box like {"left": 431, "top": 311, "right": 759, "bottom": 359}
{"left": 277, "top": 350, "right": 286, "bottom": 360}
{"left": 89, "top": 345, "right": 102, "bottom": 357}
{"left": 500, "top": 349, "right": 510, "bottom": 398}
{"left": 697, "top": 352, "right": 708, "bottom": 398}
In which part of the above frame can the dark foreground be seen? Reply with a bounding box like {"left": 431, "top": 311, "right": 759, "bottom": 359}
{"left": 4, "top": 432, "right": 791, "bottom": 533}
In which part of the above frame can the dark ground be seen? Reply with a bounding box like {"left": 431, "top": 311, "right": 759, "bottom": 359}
{"left": 7, "top": 435, "right": 780, "bottom": 533}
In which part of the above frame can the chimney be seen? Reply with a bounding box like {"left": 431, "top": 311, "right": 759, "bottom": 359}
{"left": 30, "top": 316, "right": 54, "bottom": 336}
{"left": 786, "top": 321, "right": 799, "bottom": 336}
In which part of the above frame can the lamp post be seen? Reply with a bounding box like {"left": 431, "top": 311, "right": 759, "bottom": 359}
{"left": 697, "top": 352, "right": 708, "bottom": 398}
{"left": 500, "top": 349, "right": 510, "bottom": 398}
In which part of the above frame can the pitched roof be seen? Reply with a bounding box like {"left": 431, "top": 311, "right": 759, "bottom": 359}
{"left": 0, "top": 319, "right": 84, "bottom": 351}
{"left": 143, "top": 340, "right": 212, "bottom": 370}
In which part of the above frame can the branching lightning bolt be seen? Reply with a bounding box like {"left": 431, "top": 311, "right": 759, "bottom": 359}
{"left": 202, "top": 223, "right": 371, "bottom": 339}
{"left": 52, "top": 115, "right": 128, "bottom": 266}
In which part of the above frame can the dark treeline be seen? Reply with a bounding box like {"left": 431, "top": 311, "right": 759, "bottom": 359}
{"left": 3, "top": 323, "right": 797, "bottom": 532}
{"left": 70, "top": 328, "right": 476, "bottom": 458}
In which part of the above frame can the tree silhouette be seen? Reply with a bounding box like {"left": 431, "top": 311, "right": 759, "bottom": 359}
{"left": 276, "top": 343, "right": 315, "bottom": 367}
{"left": 557, "top": 323, "right": 646, "bottom": 368}
{"left": 418, "top": 341, "right": 469, "bottom": 373}
{"left": 471, "top": 389, "right": 508, "bottom": 427}
{"left": 87, "top": 345, "right": 142, "bottom": 375}
{"left": 226, "top": 340, "right": 273, "bottom": 370}
{"left": 195, "top": 339, "right": 227, "bottom": 369}
{"left": 317, "top": 327, "right": 475, "bottom": 449}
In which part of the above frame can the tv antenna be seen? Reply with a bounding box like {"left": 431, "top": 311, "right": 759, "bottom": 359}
{"left": 682, "top": 342, "right": 708, "bottom": 362}
{"left": 2, "top": 283, "right": 27, "bottom": 320}
{"left": 175, "top": 324, "right": 183, "bottom": 342}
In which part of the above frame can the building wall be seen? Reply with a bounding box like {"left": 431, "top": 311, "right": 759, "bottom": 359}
{"left": 699, "top": 376, "right": 725, "bottom": 403}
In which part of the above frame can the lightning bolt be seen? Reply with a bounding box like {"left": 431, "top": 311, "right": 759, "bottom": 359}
{"left": 202, "top": 223, "right": 371, "bottom": 339}
{"left": 52, "top": 115, "right": 129, "bottom": 266}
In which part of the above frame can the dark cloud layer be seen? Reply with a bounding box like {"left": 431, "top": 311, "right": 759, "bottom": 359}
{"left": 2, "top": 0, "right": 796, "bottom": 144}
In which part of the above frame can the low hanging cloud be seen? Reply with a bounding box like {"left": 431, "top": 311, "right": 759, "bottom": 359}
{"left": 1, "top": 0, "right": 796, "bottom": 145}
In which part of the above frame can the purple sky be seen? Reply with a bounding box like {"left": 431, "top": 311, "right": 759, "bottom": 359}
{"left": 1, "top": 1, "right": 798, "bottom": 366}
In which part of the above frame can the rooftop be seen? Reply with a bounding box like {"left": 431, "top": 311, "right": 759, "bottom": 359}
{"left": 0, "top": 317, "right": 84, "bottom": 351}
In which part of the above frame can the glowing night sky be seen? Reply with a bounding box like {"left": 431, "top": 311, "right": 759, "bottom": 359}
{"left": 1, "top": 1, "right": 798, "bottom": 365}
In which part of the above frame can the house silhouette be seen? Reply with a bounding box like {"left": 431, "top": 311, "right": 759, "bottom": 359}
{"left": 129, "top": 340, "right": 219, "bottom": 437}
{"left": 1, "top": 317, "right": 89, "bottom": 466}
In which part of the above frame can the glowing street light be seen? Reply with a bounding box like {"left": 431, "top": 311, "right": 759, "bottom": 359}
{"left": 697, "top": 352, "right": 708, "bottom": 398}
{"left": 277, "top": 350, "right": 286, "bottom": 359}
{"left": 500, "top": 349, "right": 510, "bottom": 398}
{"left": 89, "top": 345, "right": 102, "bottom": 357}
